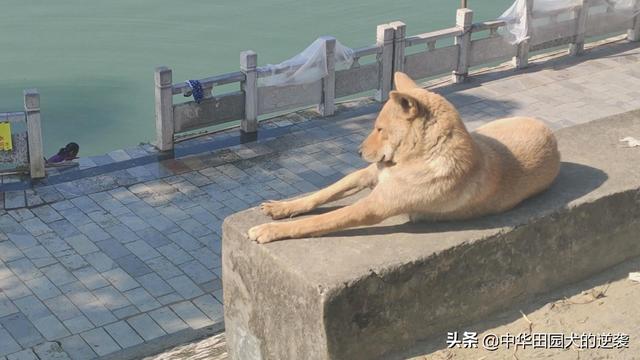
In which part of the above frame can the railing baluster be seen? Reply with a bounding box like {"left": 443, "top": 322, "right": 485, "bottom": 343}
{"left": 24, "top": 89, "right": 44, "bottom": 179}
{"left": 453, "top": 8, "right": 473, "bottom": 84}
{"left": 240, "top": 51, "right": 258, "bottom": 133}
{"left": 154, "top": 66, "right": 174, "bottom": 151}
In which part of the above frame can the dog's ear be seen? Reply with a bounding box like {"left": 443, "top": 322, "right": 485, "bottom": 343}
{"left": 390, "top": 91, "right": 422, "bottom": 119}
{"left": 394, "top": 72, "right": 418, "bottom": 91}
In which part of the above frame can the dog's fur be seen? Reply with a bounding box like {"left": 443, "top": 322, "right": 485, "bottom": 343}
{"left": 248, "top": 72, "right": 560, "bottom": 243}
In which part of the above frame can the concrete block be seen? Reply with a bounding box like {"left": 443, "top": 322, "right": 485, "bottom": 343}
{"left": 222, "top": 110, "right": 640, "bottom": 359}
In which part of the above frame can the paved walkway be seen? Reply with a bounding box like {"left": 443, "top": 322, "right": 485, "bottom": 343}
{"left": 1, "top": 36, "right": 640, "bottom": 359}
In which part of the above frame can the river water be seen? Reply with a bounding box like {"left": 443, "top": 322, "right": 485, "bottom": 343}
{"left": 0, "top": 0, "right": 511, "bottom": 156}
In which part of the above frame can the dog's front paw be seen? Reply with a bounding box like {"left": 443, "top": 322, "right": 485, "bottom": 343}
{"left": 260, "top": 200, "right": 301, "bottom": 220}
{"left": 248, "top": 223, "right": 288, "bottom": 244}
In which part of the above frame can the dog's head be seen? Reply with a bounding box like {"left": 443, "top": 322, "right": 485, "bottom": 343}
{"left": 360, "top": 72, "right": 440, "bottom": 164}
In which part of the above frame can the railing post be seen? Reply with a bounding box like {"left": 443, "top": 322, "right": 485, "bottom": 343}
{"left": 570, "top": 0, "right": 588, "bottom": 56}
{"left": 318, "top": 37, "right": 336, "bottom": 117}
{"left": 628, "top": 0, "right": 640, "bottom": 41}
{"left": 240, "top": 50, "right": 258, "bottom": 133}
{"left": 375, "top": 24, "right": 395, "bottom": 102}
{"left": 390, "top": 21, "right": 406, "bottom": 77}
{"left": 453, "top": 8, "right": 473, "bottom": 84}
{"left": 513, "top": 0, "right": 533, "bottom": 69}
{"left": 24, "top": 89, "right": 45, "bottom": 179}
{"left": 154, "top": 66, "right": 174, "bottom": 151}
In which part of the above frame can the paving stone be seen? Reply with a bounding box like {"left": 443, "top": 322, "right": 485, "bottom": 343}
{"left": 69, "top": 196, "right": 102, "bottom": 214}
{"left": 7, "top": 209, "right": 34, "bottom": 222}
{"left": 58, "top": 281, "right": 93, "bottom": 299}
{"left": 170, "top": 301, "right": 212, "bottom": 329}
{"left": 193, "top": 294, "right": 224, "bottom": 323}
{"left": 136, "top": 273, "right": 173, "bottom": 297}
{"left": 41, "top": 264, "right": 77, "bottom": 287}
{"left": 22, "top": 246, "right": 56, "bottom": 268}
{"left": 135, "top": 228, "right": 172, "bottom": 248}
{"left": 148, "top": 306, "right": 189, "bottom": 334}
{"left": 24, "top": 276, "right": 62, "bottom": 300}
{"left": 76, "top": 223, "right": 110, "bottom": 242}
{"left": 57, "top": 208, "right": 92, "bottom": 227}
{"left": 104, "top": 320, "right": 143, "bottom": 348}
{"left": 0, "top": 262, "right": 11, "bottom": 281}
{"left": 95, "top": 238, "right": 132, "bottom": 259}
{"left": 14, "top": 295, "right": 51, "bottom": 321}
{"left": 33, "top": 341, "right": 72, "bottom": 360}
{"left": 63, "top": 316, "right": 94, "bottom": 334}
{"left": 59, "top": 334, "right": 97, "bottom": 360}
{"left": 21, "top": 218, "right": 53, "bottom": 236}
{"left": 0, "top": 312, "right": 44, "bottom": 348}
{"left": 156, "top": 204, "right": 190, "bottom": 222}
{"left": 179, "top": 260, "right": 215, "bottom": 285}
{"left": 157, "top": 244, "right": 193, "bottom": 265}
{"left": 114, "top": 254, "right": 153, "bottom": 277}
{"left": 3, "top": 275, "right": 33, "bottom": 299}
{"left": 0, "top": 325, "right": 22, "bottom": 356}
{"left": 188, "top": 247, "right": 221, "bottom": 270}
{"left": 199, "top": 278, "right": 223, "bottom": 293}
{"left": 103, "top": 224, "right": 140, "bottom": 244}
{"left": 117, "top": 214, "right": 149, "bottom": 231}
{"left": 4, "top": 191, "right": 26, "bottom": 210}
{"left": 157, "top": 293, "right": 183, "bottom": 305}
{"left": 0, "top": 294, "right": 18, "bottom": 318}
{"left": 79, "top": 301, "right": 117, "bottom": 327}
{"left": 7, "top": 258, "right": 42, "bottom": 281}
{"left": 124, "top": 240, "right": 160, "bottom": 261}
{"left": 7, "top": 233, "right": 37, "bottom": 250}
{"left": 127, "top": 314, "right": 165, "bottom": 341}
{"left": 123, "top": 287, "right": 161, "bottom": 312}
{"left": 45, "top": 295, "right": 82, "bottom": 321}
{"left": 31, "top": 205, "right": 63, "bottom": 224}
{"left": 81, "top": 328, "right": 121, "bottom": 356}
{"left": 0, "top": 241, "right": 23, "bottom": 262}
{"left": 92, "top": 286, "right": 130, "bottom": 311}
{"left": 101, "top": 268, "right": 139, "bottom": 292}
{"left": 167, "top": 231, "right": 202, "bottom": 251}
{"left": 108, "top": 188, "right": 139, "bottom": 204}
{"left": 58, "top": 253, "right": 88, "bottom": 271}
{"left": 166, "top": 275, "right": 203, "bottom": 299}
{"left": 64, "top": 234, "right": 99, "bottom": 256}
{"left": 48, "top": 220, "right": 80, "bottom": 239}
{"left": 83, "top": 251, "right": 115, "bottom": 272}
{"left": 112, "top": 305, "right": 138, "bottom": 320}
{"left": 72, "top": 267, "right": 109, "bottom": 290}
{"left": 32, "top": 314, "right": 70, "bottom": 340}
{"left": 6, "top": 349, "right": 38, "bottom": 360}
{"left": 145, "top": 215, "right": 180, "bottom": 234}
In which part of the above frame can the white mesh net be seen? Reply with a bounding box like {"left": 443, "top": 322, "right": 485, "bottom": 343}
{"left": 258, "top": 36, "right": 354, "bottom": 87}
{"left": 499, "top": 0, "right": 640, "bottom": 45}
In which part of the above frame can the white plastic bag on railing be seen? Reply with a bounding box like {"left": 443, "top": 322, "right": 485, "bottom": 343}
{"left": 498, "top": 0, "right": 639, "bottom": 44}
{"left": 258, "top": 36, "right": 354, "bottom": 87}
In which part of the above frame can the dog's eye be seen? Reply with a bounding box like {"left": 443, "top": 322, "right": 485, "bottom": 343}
{"left": 377, "top": 128, "right": 382, "bottom": 132}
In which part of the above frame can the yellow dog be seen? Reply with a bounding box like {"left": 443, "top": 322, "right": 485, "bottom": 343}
{"left": 249, "top": 72, "right": 560, "bottom": 243}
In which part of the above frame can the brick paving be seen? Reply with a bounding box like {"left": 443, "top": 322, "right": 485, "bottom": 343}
{"left": 0, "top": 36, "right": 639, "bottom": 359}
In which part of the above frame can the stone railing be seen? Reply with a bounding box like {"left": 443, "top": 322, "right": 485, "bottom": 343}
{"left": 155, "top": 2, "right": 640, "bottom": 151}
{"left": 0, "top": 89, "right": 45, "bottom": 179}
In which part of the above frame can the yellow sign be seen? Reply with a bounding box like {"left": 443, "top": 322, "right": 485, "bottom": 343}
{"left": 0, "top": 122, "right": 13, "bottom": 151}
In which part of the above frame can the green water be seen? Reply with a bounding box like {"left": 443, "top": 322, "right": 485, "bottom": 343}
{"left": 0, "top": 0, "right": 511, "bottom": 156}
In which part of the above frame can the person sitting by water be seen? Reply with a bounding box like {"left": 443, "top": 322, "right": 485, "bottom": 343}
{"left": 47, "top": 142, "right": 79, "bottom": 163}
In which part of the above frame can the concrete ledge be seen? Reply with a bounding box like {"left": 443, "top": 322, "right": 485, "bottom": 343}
{"left": 222, "top": 110, "right": 640, "bottom": 359}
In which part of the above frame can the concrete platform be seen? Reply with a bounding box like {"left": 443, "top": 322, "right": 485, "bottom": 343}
{"left": 222, "top": 110, "right": 640, "bottom": 359}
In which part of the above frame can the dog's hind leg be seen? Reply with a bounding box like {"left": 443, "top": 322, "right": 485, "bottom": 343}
{"left": 260, "top": 164, "right": 378, "bottom": 219}
{"left": 250, "top": 192, "right": 396, "bottom": 243}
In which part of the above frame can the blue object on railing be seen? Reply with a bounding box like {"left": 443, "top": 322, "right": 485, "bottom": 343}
{"left": 185, "top": 80, "right": 204, "bottom": 103}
